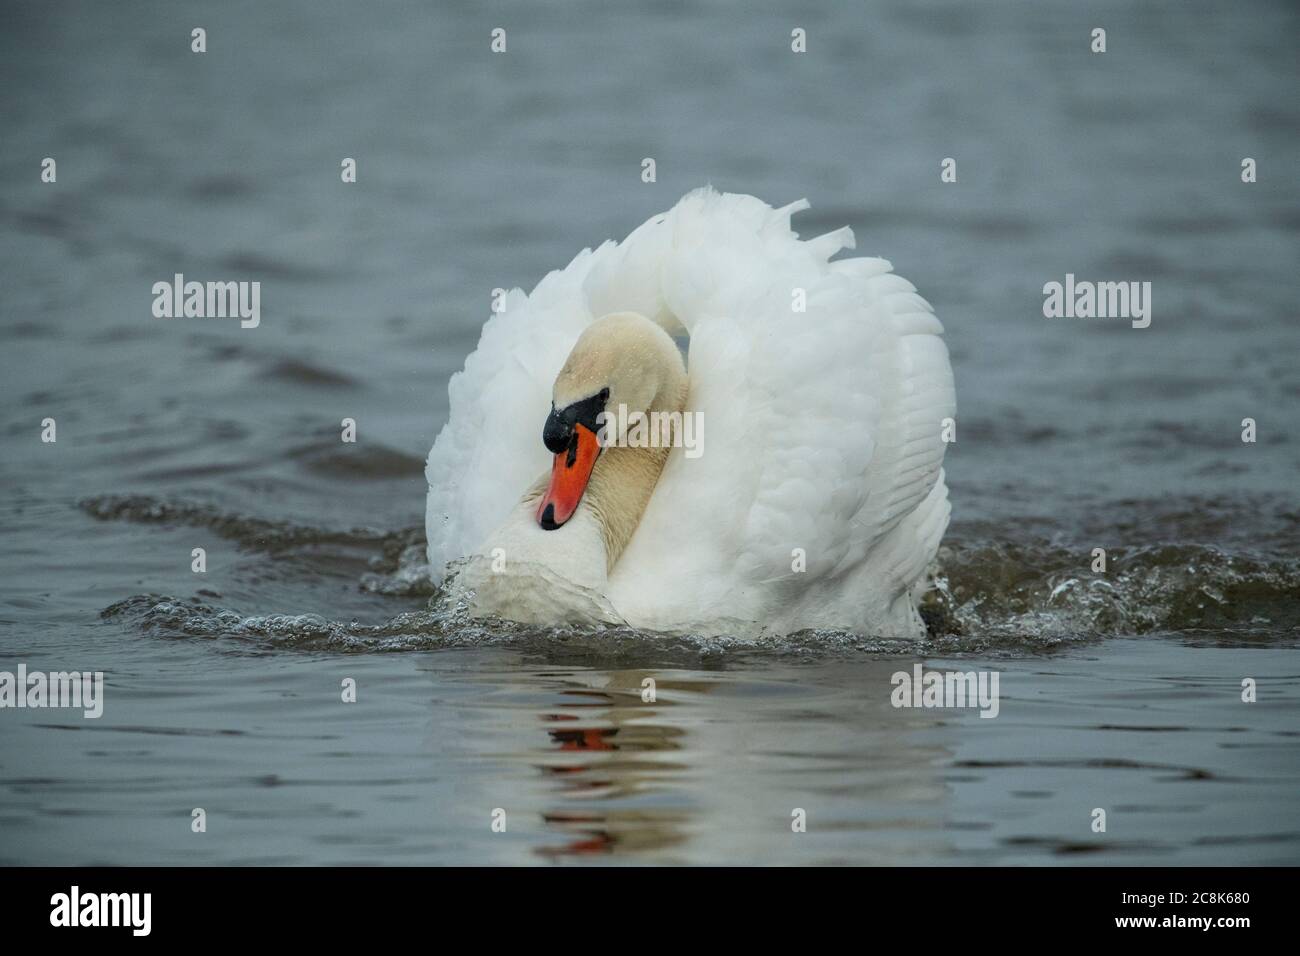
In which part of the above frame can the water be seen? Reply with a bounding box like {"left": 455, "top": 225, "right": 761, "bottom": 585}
{"left": 1, "top": 0, "right": 1298, "bottom": 865}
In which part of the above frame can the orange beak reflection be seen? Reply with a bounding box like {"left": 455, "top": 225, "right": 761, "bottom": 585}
{"left": 537, "top": 423, "right": 600, "bottom": 529}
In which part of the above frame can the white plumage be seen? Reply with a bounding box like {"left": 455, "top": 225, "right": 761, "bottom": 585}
{"left": 425, "top": 188, "right": 956, "bottom": 638}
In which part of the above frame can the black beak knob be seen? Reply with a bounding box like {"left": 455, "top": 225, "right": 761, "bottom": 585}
{"left": 542, "top": 406, "right": 574, "bottom": 454}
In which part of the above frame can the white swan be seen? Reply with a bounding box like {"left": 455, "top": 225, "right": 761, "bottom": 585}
{"left": 425, "top": 188, "right": 956, "bottom": 638}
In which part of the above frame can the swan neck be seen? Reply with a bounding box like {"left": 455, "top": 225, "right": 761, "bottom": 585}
{"left": 586, "top": 376, "right": 687, "bottom": 571}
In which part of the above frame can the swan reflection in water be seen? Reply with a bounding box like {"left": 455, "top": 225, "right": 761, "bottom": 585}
{"left": 522, "top": 662, "right": 952, "bottom": 862}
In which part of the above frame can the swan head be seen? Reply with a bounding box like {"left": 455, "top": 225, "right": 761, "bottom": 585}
{"left": 536, "top": 311, "right": 685, "bottom": 531}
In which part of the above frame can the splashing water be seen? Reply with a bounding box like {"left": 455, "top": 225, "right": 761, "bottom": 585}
{"left": 88, "top": 493, "right": 1299, "bottom": 662}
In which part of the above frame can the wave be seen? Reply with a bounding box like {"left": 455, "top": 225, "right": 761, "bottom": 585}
{"left": 79, "top": 493, "right": 400, "bottom": 552}
{"left": 89, "top": 493, "right": 1300, "bottom": 657}
{"left": 927, "top": 540, "right": 1300, "bottom": 646}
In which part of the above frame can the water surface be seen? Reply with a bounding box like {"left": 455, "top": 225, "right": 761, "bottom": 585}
{"left": 1, "top": 0, "right": 1297, "bottom": 865}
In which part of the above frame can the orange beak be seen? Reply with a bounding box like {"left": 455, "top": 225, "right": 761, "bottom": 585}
{"left": 536, "top": 423, "right": 600, "bottom": 529}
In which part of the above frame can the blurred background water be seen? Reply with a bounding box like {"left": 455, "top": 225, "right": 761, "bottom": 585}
{"left": 1, "top": 0, "right": 1297, "bottom": 865}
